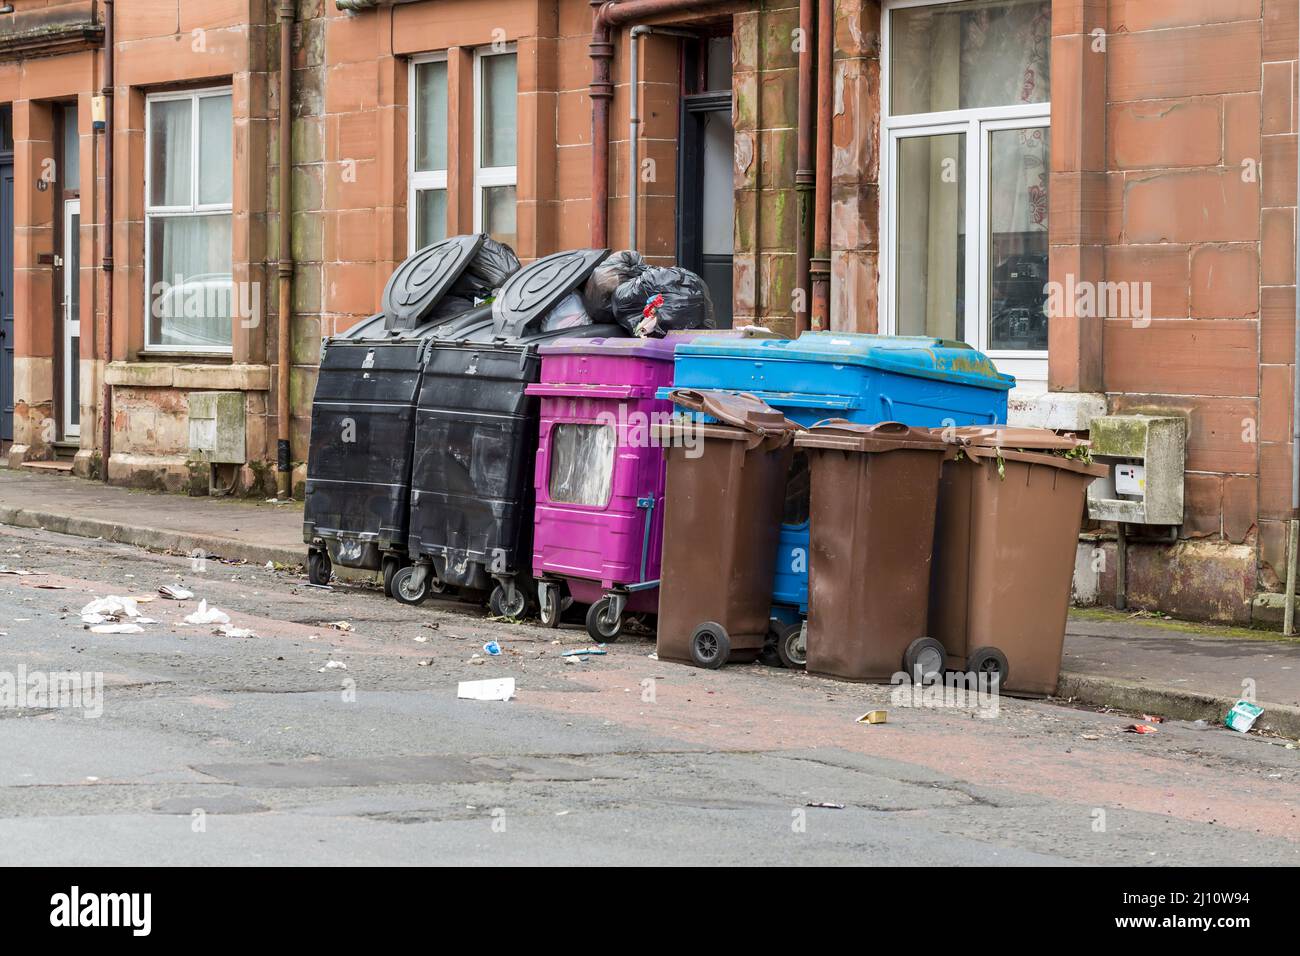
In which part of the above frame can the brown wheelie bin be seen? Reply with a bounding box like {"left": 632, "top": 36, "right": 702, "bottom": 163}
{"left": 654, "top": 389, "right": 800, "bottom": 669}
{"left": 926, "top": 427, "right": 1108, "bottom": 696}
{"left": 795, "top": 422, "right": 951, "bottom": 683}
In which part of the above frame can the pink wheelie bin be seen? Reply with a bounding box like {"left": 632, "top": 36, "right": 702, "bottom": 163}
{"left": 527, "top": 334, "right": 705, "bottom": 641}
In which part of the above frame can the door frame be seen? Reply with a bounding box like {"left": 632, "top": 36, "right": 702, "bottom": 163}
{"left": 0, "top": 156, "right": 13, "bottom": 446}
{"left": 61, "top": 197, "right": 80, "bottom": 439}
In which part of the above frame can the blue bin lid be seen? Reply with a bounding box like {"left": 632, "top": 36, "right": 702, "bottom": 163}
{"left": 677, "top": 331, "right": 1015, "bottom": 390}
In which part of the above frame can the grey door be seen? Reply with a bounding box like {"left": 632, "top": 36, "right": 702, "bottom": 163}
{"left": 1, "top": 162, "right": 13, "bottom": 443}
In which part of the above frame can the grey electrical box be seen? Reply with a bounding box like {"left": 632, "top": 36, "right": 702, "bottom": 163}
{"left": 1087, "top": 414, "right": 1185, "bottom": 525}
{"left": 188, "top": 391, "right": 247, "bottom": 464}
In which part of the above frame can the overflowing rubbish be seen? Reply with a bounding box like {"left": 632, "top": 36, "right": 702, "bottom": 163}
{"left": 1225, "top": 700, "right": 1264, "bottom": 733}
{"left": 585, "top": 250, "right": 648, "bottom": 323}
{"left": 457, "top": 677, "right": 516, "bottom": 702}
{"left": 611, "top": 266, "right": 716, "bottom": 336}
{"left": 450, "top": 236, "right": 520, "bottom": 302}
{"left": 183, "top": 601, "right": 231, "bottom": 626}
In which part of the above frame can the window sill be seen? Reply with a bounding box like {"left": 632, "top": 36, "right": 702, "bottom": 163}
{"left": 106, "top": 361, "right": 270, "bottom": 392}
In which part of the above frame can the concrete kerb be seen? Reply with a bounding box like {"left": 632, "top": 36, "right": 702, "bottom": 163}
{"left": 1056, "top": 673, "right": 1300, "bottom": 740}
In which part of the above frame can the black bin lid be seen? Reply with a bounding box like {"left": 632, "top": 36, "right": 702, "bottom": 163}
{"left": 382, "top": 234, "right": 485, "bottom": 332}
{"left": 491, "top": 248, "right": 609, "bottom": 340}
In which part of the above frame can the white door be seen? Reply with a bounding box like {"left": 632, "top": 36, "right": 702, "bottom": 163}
{"left": 62, "top": 198, "right": 80, "bottom": 439}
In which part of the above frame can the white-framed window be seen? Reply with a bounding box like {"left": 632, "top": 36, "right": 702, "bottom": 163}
{"left": 880, "top": 0, "right": 1050, "bottom": 390}
{"left": 409, "top": 53, "right": 449, "bottom": 251}
{"left": 473, "top": 45, "right": 517, "bottom": 250}
{"left": 144, "top": 86, "right": 234, "bottom": 352}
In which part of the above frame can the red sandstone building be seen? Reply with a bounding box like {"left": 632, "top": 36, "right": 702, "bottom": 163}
{"left": 0, "top": 0, "right": 1296, "bottom": 624}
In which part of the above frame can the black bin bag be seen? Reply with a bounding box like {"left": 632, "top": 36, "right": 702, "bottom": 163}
{"left": 611, "top": 265, "right": 717, "bottom": 336}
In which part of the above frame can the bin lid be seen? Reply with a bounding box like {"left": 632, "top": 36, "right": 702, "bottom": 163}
{"left": 381, "top": 234, "right": 485, "bottom": 332}
{"left": 794, "top": 420, "right": 950, "bottom": 454}
{"left": 931, "top": 425, "right": 1109, "bottom": 476}
{"left": 492, "top": 248, "right": 610, "bottom": 339}
{"left": 676, "top": 331, "right": 1015, "bottom": 391}
{"left": 668, "top": 389, "right": 802, "bottom": 438}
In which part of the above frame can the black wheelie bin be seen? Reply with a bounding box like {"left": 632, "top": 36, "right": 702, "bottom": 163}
{"left": 302, "top": 235, "right": 519, "bottom": 593}
{"left": 391, "top": 248, "right": 630, "bottom": 616}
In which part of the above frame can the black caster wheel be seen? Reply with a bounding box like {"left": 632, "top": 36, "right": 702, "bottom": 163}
{"left": 966, "top": 646, "right": 1009, "bottom": 688}
{"left": 760, "top": 624, "right": 783, "bottom": 667}
{"left": 307, "top": 550, "right": 332, "bottom": 586}
{"left": 537, "top": 584, "right": 564, "bottom": 628}
{"left": 427, "top": 564, "right": 450, "bottom": 596}
{"left": 391, "top": 565, "right": 429, "bottom": 606}
{"left": 776, "top": 622, "right": 806, "bottom": 670}
{"left": 489, "top": 583, "right": 528, "bottom": 619}
{"left": 585, "top": 597, "right": 623, "bottom": 643}
{"left": 382, "top": 558, "right": 400, "bottom": 598}
{"left": 689, "top": 622, "right": 730, "bottom": 669}
{"left": 903, "top": 636, "right": 947, "bottom": 682}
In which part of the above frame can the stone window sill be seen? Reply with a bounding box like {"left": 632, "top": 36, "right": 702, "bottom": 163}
{"left": 105, "top": 361, "right": 271, "bottom": 392}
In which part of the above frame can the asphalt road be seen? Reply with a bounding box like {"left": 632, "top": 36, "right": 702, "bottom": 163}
{"left": 0, "top": 523, "right": 1296, "bottom": 866}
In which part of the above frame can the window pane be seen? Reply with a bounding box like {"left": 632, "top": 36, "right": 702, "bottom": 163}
{"left": 198, "top": 94, "right": 233, "bottom": 205}
{"left": 481, "top": 53, "right": 516, "bottom": 167}
{"left": 890, "top": 0, "right": 1050, "bottom": 115}
{"left": 148, "top": 214, "right": 234, "bottom": 349}
{"left": 414, "top": 60, "right": 448, "bottom": 172}
{"left": 482, "top": 185, "right": 516, "bottom": 249}
{"left": 415, "top": 188, "right": 447, "bottom": 248}
{"left": 62, "top": 107, "right": 80, "bottom": 191}
{"left": 149, "top": 98, "right": 193, "bottom": 207}
{"left": 895, "top": 133, "right": 965, "bottom": 340}
{"left": 989, "top": 126, "right": 1049, "bottom": 351}
{"left": 548, "top": 423, "right": 616, "bottom": 507}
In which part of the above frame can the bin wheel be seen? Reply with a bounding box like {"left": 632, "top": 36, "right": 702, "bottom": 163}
{"left": 903, "top": 637, "right": 947, "bottom": 682}
{"left": 489, "top": 583, "right": 528, "bottom": 619}
{"left": 382, "top": 558, "right": 400, "bottom": 598}
{"left": 760, "top": 626, "right": 783, "bottom": 667}
{"left": 776, "top": 622, "right": 806, "bottom": 671}
{"left": 307, "top": 551, "right": 332, "bottom": 586}
{"left": 537, "top": 584, "right": 564, "bottom": 628}
{"left": 585, "top": 597, "right": 623, "bottom": 643}
{"left": 967, "top": 647, "right": 1009, "bottom": 688}
{"left": 391, "top": 565, "right": 429, "bottom": 606}
{"left": 427, "top": 565, "right": 450, "bottom": 595}
{"left": 689, "top": 623, "right": 731, "bottom": 669}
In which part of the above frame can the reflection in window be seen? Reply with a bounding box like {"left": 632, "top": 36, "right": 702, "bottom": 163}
{"left": 548, "top": 424, "right": 616, "bottom": 507}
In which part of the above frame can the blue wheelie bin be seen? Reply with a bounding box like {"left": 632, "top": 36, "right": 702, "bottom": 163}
{"left": 661, "top": 332, "right": 1014, "bottom": 667}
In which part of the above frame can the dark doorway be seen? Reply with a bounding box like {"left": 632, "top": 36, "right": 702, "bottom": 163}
{"left": 1, "top": 105, "right": 14, "bottom": 445}
{"left": 677, "top": 34, "right": 734, "bottom": 327}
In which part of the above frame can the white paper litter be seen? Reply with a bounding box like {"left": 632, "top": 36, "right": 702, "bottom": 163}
{"left": 79, "top": 595, "right": 140, "bottom": 622}
{"left": 457, "top": 677, "right": 516, "bottom": 702}
{"left": 183, "top": 600, "right": 231, "bottom": 625}
{"left": 318, "top": 660, "right": 348, "bottom": 672}
{"left": 158, "top": 585, "right": 194, "bottom": 600}
{"left": 90, "top": 623, "right": 144, "bottom": 634}
{"left": 219, "top": 625, "right": 256, "bottom": 639}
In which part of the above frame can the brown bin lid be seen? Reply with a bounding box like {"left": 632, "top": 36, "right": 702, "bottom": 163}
{"left": 931, "top": 425, "right": 1109, "bottom": 477}
{"left": 794, "top": 420, "right": 950, "bottom": 454}
{"left": 652, "top": 389, "right": 802, "bottom": 449}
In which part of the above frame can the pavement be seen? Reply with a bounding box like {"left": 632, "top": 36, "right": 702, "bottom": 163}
{"left": 3, "top": 466, "right": 1300, "bottom": 737}
{"left": 0, "top": 520, "right": 1296, "bottom": 865}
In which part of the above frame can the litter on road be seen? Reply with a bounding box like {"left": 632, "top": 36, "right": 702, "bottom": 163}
{"left": 857, "top": 710, "right": 888, "bottom": 724}
{"left": 183, "top": 601, "right": 231, "bottom": 625}
{"left": 90, "top": 623, "right": 144, "bottom": 634}
{"left": 1225, "top": 700, "right": 1264, "bottom": 733}
{"left": 457, "top": 677, "right": 516, "bottom": 701}
{"left": 318, "top": 660, "right": 348, "bottom": 672}
{"left": 158, "top": 585, "right": 193, "bottom": 600}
